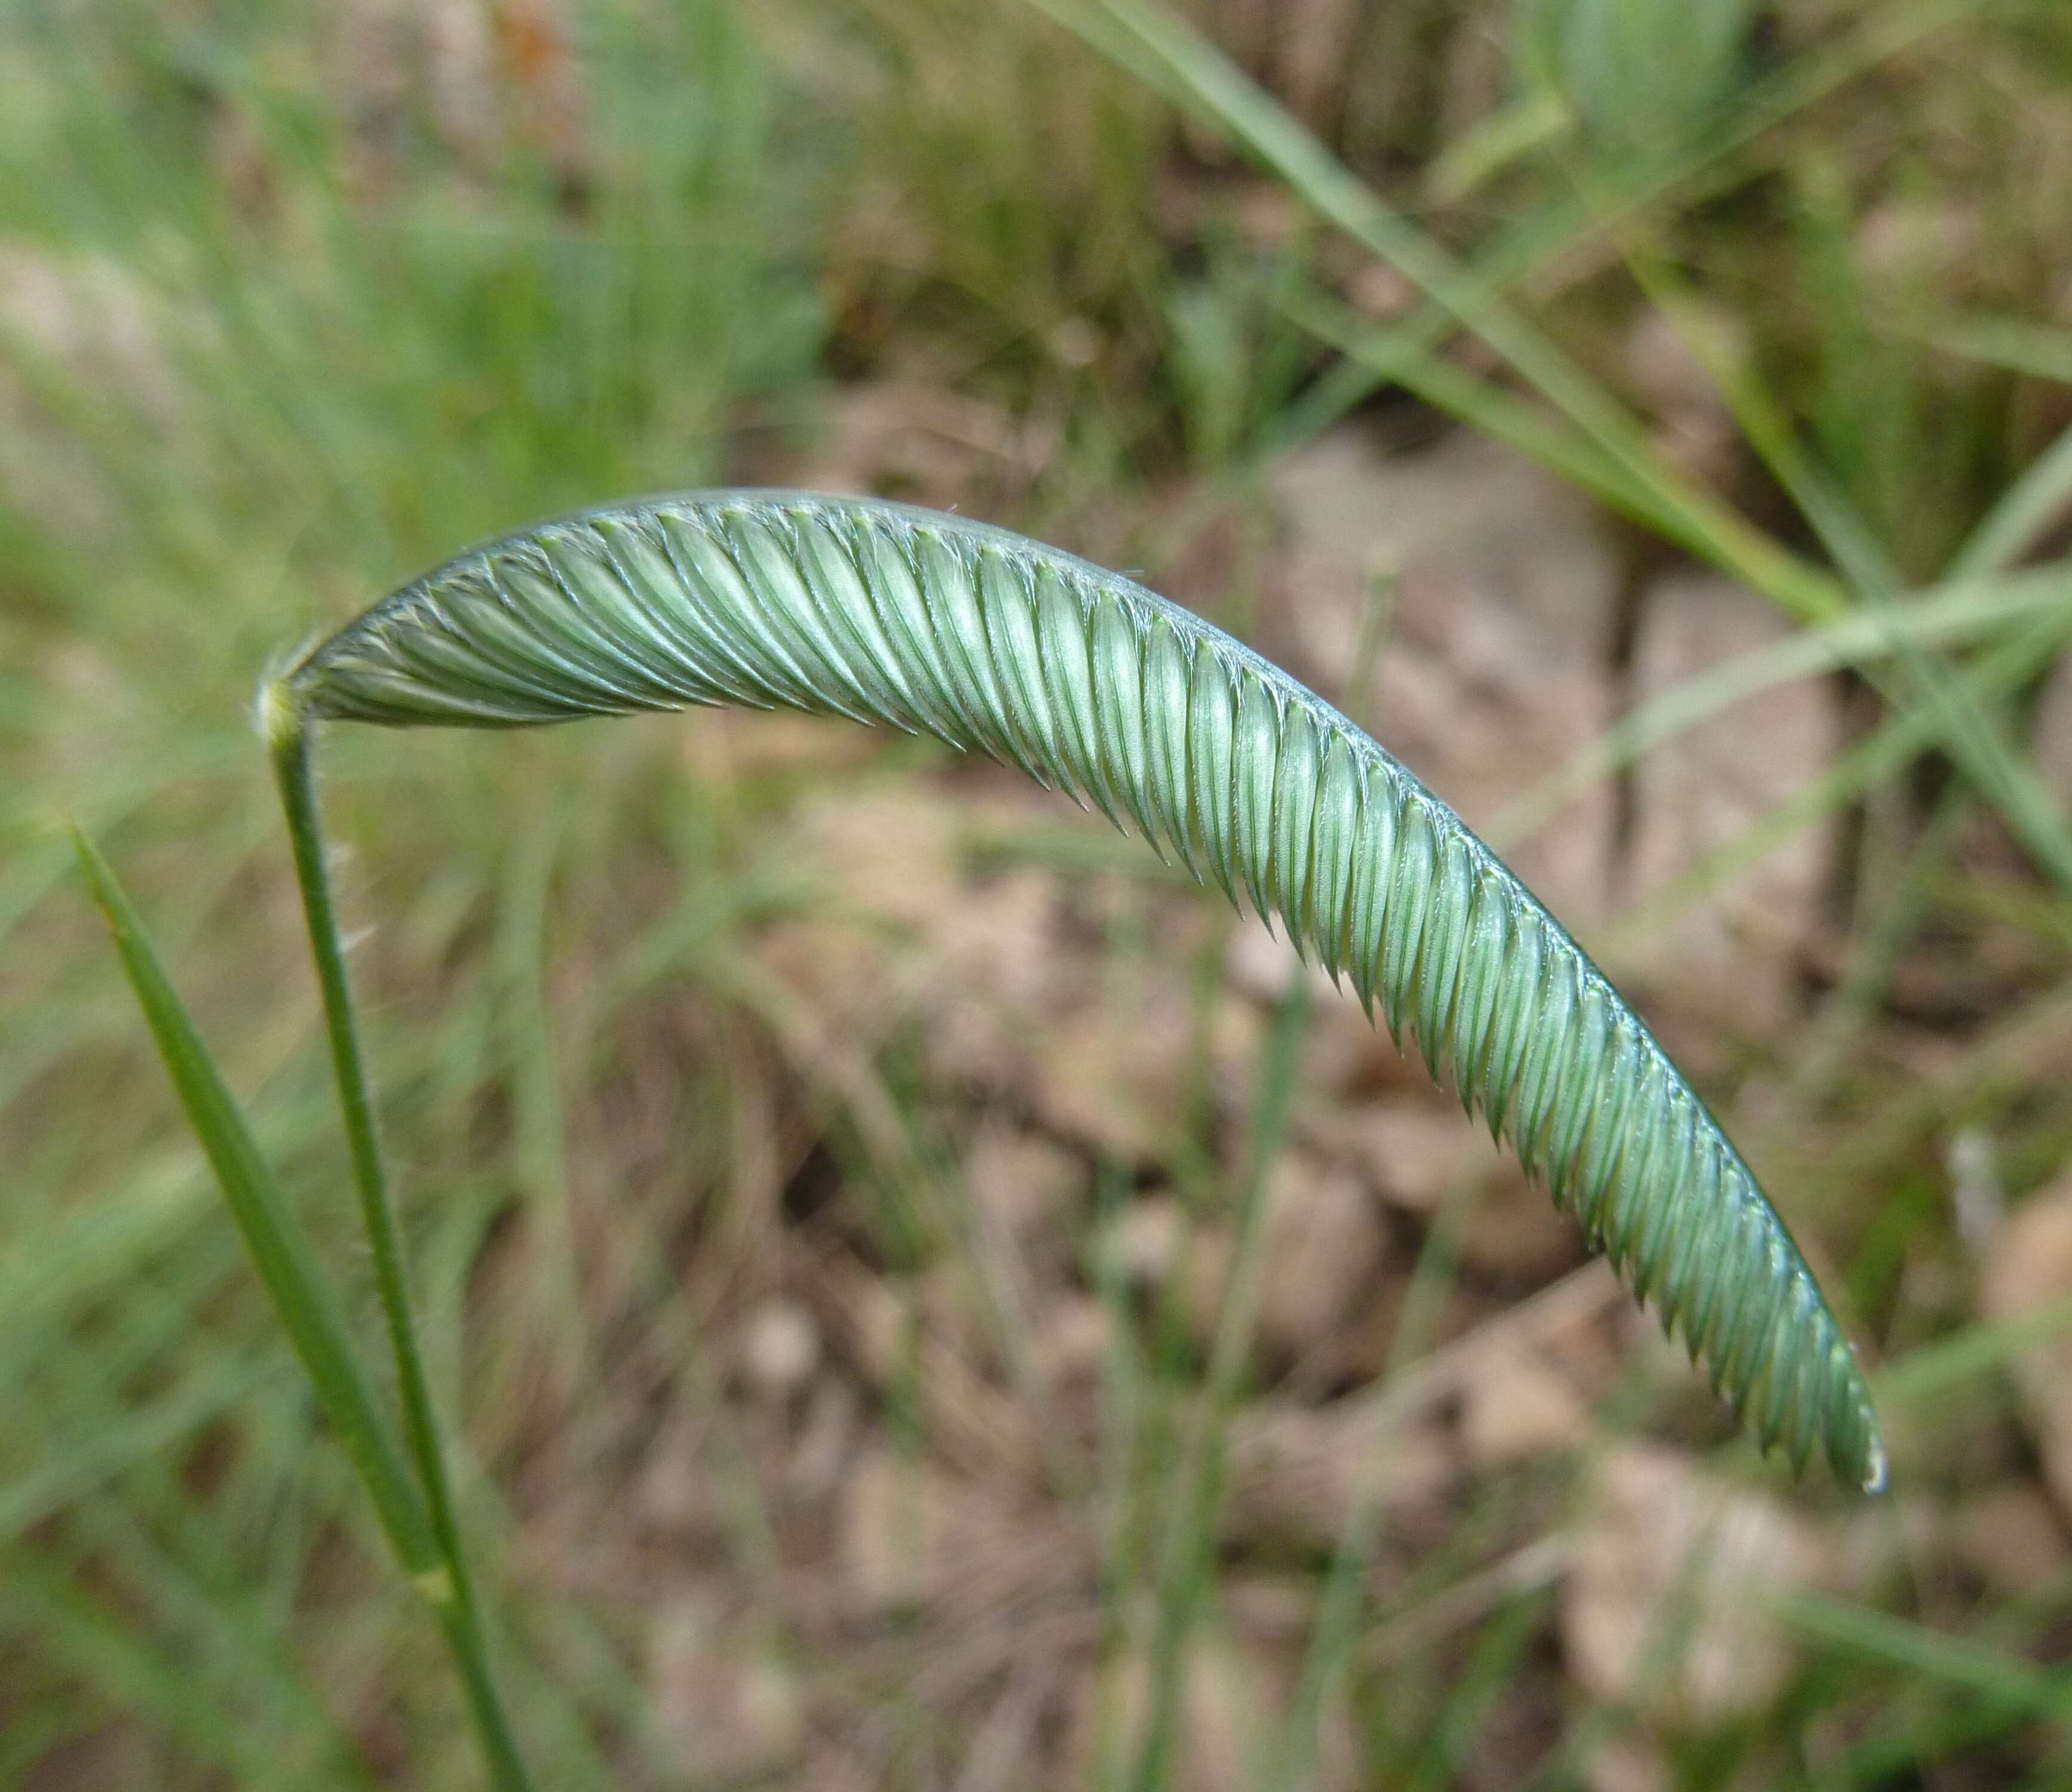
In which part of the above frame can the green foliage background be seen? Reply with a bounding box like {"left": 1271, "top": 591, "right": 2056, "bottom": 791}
{"left": 7, "top": 0, "right": 2072, "bottom": 1786}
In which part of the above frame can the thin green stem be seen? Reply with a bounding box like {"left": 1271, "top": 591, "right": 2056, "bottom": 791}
{"left": 1273, "top": 1175, "right": 1480, "bottom": 1792}
{"left": 265, "top": 691, "right": 537, "bottom": 1792}
{"left": 1133, "top": 977, "right": 1310, "bottom": 1792}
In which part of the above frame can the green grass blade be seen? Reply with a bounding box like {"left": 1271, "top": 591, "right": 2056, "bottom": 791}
{"left": 1778, "top": 1590, "right": 2072, "bottom": 1719}
{"left": 1492, "top": 567, "right": 2072, "bottom": 848}
{"left": 1593, "top": 251, "right": 2072, "bottom": 894}
{"left": 1248, "top": 0, "right": 1990, "bottom": 472}
{"left": 1924, "top": 311, "right": 2072, "bottom": 386}
{"left": 281, "top": 490, "right": 1884, "bottom": 1490}
{"left": 0, "top": 1549, "right": 347, "bottom": 1791}
{"left": 76, "top": 824, "right": 539, "bottom": 1790}
{"left": 1877, "top": 1288, "right": 2072, "bottom": 1411}
{"left": 1952, "top": 422, "right": 2072, "bottom": 580}
{"left": 1052, "top": 0, "right": 2072, "bottom": 904}
{"left": 1607, "top": 606, "right": 2072, "bottom": 950}
{"left": 1135, "top": 980, "right": 1309, "bottom": 1792}
{"left": 1032, "top": 0, "right": 1843, "bottom": 627}
{"left": 69, "top": 826, "right": 437, "bottom": 1575}
{"left": 1286, "top": 287, "right": 1812, "bottom": 568}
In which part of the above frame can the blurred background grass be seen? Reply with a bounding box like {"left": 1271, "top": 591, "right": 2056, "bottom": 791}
{"left": 7, "top": 0, "right": 2072, "bottom": 1786}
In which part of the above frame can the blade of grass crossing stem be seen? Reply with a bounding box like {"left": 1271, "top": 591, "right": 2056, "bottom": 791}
{"left": 1614, "top": 259, "right": 2072, "bottom": 894}
{"left": 1780, "top": 436, "right": 2072, "bottom": 1150}
{"left": 1282, "top": 292, "right": 1668, "bottom": 524}
{"left": 1285, "top": 281, "right": 2067, "bottom": 903}
{"left": 1598, "top": 241, "right": 2072, "bottom": 892}
{"left": 1608, "top": 607, "right": 2072, "bottom": 949}
{"left": 1285, "top": 280, "right": 1840, "bottom": 625}
{"left": 1097, "top": 0, "right": 1908, "bottom": 646}
{"left": 1302, "top": 212, "right": 2072, "bottom": 893}
{"left": 1490, "top": 570, "right": 2072, "bottom": 848}
{"left": 265, "top": 716, "right": 538, "bottom": 1792}
{"left": 1044, "top": 0, "right": 1657, "bottom": 465}
{"left": 70, "top": 826, "right": 435, "bottom": 1575}
{"left": 1317, "top": 256, "right": 2072, "bottom": 899}
{"left": 1288, "top": 289, "right": 1804, "bottom": 564}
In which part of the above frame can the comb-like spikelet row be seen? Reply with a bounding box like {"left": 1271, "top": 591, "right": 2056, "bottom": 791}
{"left": 287, "top": 490, "right": 1884, "bottom": 1490}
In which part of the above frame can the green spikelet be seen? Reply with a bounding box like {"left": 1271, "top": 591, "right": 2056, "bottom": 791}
{"left": 281, "top": 490, "right": 1885, "bottom": 1492}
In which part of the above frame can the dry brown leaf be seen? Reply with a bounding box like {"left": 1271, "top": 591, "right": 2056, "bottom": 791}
{"left": 1028, "top": 989, "right": 1191, "bottom": 1162}
{"left": 1065, "top": 1632, "right": 1282, "bottom": 1792}
{"left": 921, "top": 869, "right": 1069, "bottom": 1090}
{"left": 1458, "top": 1334, "right": 1590, "bottom": 1469}
{"left": 1344, "top": 1098, "right": 1497, "bottom": 1214}
{"left": 1625, "top": 573, "right": 1839, "bottom": 1039}
{"left": 1459, "top": 1162, "right": 1587, "bottom": 1288}
{"left": 1224, "top": 1403, "right": 1457, "bottom": 1552}
{"left": 1188, "top": 1155, "right": 1390, "bottom": 1367}
{"left": 1562, "top": 1444, "right": 1825, "bottom": 1725}
{"left": 790, "top": 787, "right": 965, "bottom": 933}
{"left": 1979, "top": 1167, "right": 2072, "bottom": 1518}
{"left": 840, "top": 1445, "right": 960, "bottom": 1613}
{"left": 1947, "top": 1483, "right": 2070, "bottom": 1596}
{"left": 789, "top": 379, "right": 1054, "bottom": 512}
{"left": 965, "top": 1125, "right": 1087, "bottom": 1245}
{"left": 647, "top": 1595, "right": 807, "bottom": 1781}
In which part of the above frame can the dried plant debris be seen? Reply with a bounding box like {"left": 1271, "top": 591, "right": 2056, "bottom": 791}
{"left": 281, "top": 489, "right": 1884, "bottom": 1489}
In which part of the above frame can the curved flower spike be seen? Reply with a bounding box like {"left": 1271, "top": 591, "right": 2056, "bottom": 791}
{"left": 282, "top": 490, "right": 1884, "bottom": 1492}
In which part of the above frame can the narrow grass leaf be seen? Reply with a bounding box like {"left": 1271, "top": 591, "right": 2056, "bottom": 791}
{"left": 70, "top": 827, "right": 437, "bottom": 1571}
{"left": 1, "top": 1552, "right": 318, "bottom": 1792}
{"left": 1779, "top": 1589, "right": 2072, "bottom": 1719}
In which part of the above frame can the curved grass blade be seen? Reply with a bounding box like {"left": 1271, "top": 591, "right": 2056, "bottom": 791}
{"left": 281, "top": 490, "right": 1886, "bottom": 1490}
{"left": 75, "top": 826, "right": 538, "bottom": 1790}
{"left": 70, "top": 827, "right": 437, "bottom": 1566}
